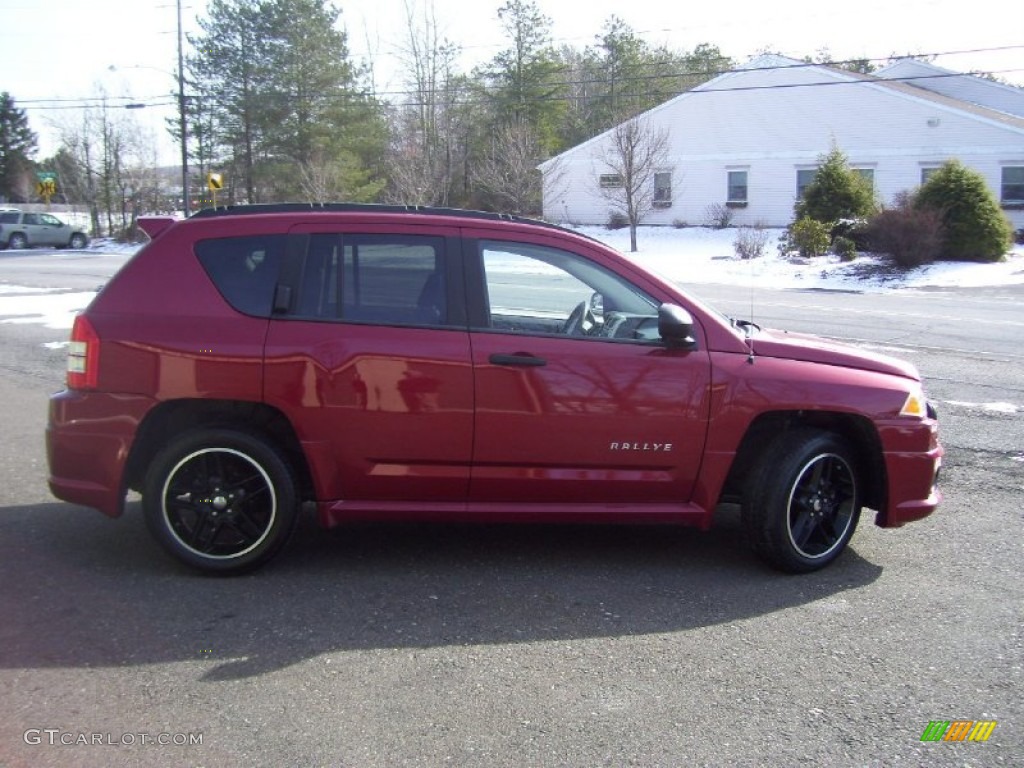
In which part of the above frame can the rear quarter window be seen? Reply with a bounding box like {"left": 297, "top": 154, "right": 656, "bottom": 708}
{"left": 195, "top": 235, "right": 286, "bottom": 317}
{"left": 0, "top": 212, "right": 19, "bottom": 224}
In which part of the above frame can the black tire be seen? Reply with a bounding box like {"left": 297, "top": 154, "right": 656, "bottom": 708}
{"left": 8, "top": 232, "right": 27, "bottom": 249}
{"left": 69, "top": 233, "right": 88, "bottom": 249}
{"left": 143, "top": 429, "right": 299, "bottom": 574}
{"left": 742, "top": 429, "right": 861, "bottom": 573}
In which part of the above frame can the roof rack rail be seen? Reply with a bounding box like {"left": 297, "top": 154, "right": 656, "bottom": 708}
{"left": 188, "top": 202, "right": 563, "bottom": 230}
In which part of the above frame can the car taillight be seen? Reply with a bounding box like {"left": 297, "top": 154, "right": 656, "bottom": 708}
{"left": 67, "top": 314, "right": 99, "bottom": 390}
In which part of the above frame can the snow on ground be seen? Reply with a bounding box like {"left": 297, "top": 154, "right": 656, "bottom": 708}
{"left": 0, "top": 291, "right": 96, "bottom": 330}
{"left": 1, "top": 227, "right": 1022, "bottom": 337}
{"left": 578, "top": 226, "right": 1024, "bottom": 292}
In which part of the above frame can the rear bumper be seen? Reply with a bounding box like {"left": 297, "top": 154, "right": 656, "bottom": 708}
{"left": 875, "top": 418, "right": 943, "bottom": 528}
{"left": 46, "top": 389, "right": 154, "bottom": 518}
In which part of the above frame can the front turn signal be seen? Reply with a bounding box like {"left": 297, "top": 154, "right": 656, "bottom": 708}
{"left": 899, "top": 390, "right": 927, "bottom": 418}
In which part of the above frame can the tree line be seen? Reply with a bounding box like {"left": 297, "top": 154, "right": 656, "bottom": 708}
{"left": 2, "top": 0, "right": 737, "bottom": 234}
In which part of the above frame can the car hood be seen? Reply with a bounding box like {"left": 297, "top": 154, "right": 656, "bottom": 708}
{"left": 749, "top": 328, "right": 920, "bottom": 380}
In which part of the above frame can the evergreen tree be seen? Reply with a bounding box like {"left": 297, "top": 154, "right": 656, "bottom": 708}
{"left": 481, "top": 0, "right": 565, "bottom": 152}
{"left": 915, "top": 159, "right": 1012, "bottom": 262}
{"left": 188, "top": 0, "right": 275, "bottom": 203}
{"left": 189, "top": 0, "right": 386, "bottom": 202}
{"left": 0, "top": 93, "right": 37, "bottom": 202}
{"left": 796, "top": 145, "right": 877, "bottom": 224}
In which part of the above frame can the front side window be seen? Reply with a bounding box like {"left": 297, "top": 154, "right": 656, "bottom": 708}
{"left": 294, "top": 234, "right": 448, "bottom": 327}
{"left": 653, "top": 172, "right": 672, "bottom": 207}
{"left": 727, "top": 170, "right": 748, "bottom": 203}
{"left": 1002, "top": 166, "right": 1024, "bottom": 203}
{"left": 478, "top": 240, "right": 660, "bottom": 342}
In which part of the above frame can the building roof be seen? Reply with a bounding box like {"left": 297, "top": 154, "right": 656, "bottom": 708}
{"left": 539, "top": 54, "right": 1024, "bottom": 172}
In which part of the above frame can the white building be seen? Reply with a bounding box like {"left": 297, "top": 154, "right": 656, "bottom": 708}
{"left": 539, "top": 54, "right": 1024, "bottom": 230}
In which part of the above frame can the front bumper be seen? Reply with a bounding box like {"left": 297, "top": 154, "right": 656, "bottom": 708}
{"left": 874, "top": 417, "right": 943, "bottom": 528}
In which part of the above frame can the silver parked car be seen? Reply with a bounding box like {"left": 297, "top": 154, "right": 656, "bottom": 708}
{"left": 0, "top": 210, "right": 89, "bottom": 249}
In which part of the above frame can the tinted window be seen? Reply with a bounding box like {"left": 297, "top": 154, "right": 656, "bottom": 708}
{"left": 294, "top": 234, "right": 447, "bottom": 327}
{"left": 195, "top": 235, "right": 286, "bottom": 317}
{"left": 0, "top": 212, "right": 18, "bottom": 223}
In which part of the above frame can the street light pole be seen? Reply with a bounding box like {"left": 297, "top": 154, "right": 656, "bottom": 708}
{"left": 177, "top": 0, "right": 190, "bottom": 215}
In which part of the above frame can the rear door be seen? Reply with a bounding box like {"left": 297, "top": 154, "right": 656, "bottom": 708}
{"left": 465, "top": 234, "right": 712, "bottom": 506}
{"left": 263, "top": 226, "right": 474, "bottom": 505}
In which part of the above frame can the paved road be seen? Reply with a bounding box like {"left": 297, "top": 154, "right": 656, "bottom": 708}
{"left": 0, "top": 249, "right": 1021, "bottom": 767}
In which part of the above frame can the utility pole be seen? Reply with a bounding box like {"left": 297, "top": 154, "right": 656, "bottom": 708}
{"left": 178, "top": 0, "right": 190, "bottom": 215}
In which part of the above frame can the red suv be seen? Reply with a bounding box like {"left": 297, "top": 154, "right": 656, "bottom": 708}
{"left": 46, "top": 205, "right": 942, "bottom": 574}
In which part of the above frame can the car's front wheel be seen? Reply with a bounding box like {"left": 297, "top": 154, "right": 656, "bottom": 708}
{"left": 742, "top": 429, "right": 861, "bottom": 573}
{"left": 69, "top": 233, "right": 88, "bottom": 249}
{"left": 143, "top": 429, "right": 299, "bottom": 574}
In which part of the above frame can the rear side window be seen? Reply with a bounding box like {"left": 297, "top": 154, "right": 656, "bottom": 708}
{"left": 0, "top": 212, "right": 18, "bottom": 223}
{"left": 195, "top": 235, "right": 286, "bottom": 317}
{"left": 294, "top": 234, "right": 448, "bottom": 327}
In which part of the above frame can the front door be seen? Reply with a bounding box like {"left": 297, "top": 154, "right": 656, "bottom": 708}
{"left": 466, "top": 237, "right": 711, "bottom": 506}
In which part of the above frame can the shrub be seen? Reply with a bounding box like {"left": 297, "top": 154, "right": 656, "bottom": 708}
{"left": 914, "top": 159, "right": 1013, "bottom": 262}
{"left": 832, "top": 236, "right": 857, "bottom": 262}
{"left": 704, "top": 203, "right": 734, "bottom": 229}
{"left": 734, "top": 224, "right": 771, "bottom": 260}
{"left": 862, "top": 201, "right": 944, "bottom": 268}
{"left": 783, "top": 217, "right": 831, "bottom": 258}
{"left": 795, "top": 145, "right": 878, "bottom": 224}
{"left": 606, "top": 211, "right": 629, "bottom": 230}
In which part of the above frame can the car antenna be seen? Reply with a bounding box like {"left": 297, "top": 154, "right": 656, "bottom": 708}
{"left": 747, "top": 232, "right": 756, "bottom": 364}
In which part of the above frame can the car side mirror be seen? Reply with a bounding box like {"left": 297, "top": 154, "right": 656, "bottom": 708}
{"left": 658, "top": 303, "right": 697, "bottom": 348}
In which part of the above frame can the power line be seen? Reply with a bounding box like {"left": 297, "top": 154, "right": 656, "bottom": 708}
{"left": 14, "top": 45, "right": 1024, "bottom": 113}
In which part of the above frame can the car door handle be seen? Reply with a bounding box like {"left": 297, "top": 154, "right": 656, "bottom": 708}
{"left": 489, "top": 353, "right": 547, "bottom": 367}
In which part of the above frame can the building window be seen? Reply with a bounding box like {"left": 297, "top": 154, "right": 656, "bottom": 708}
{"left": 653, "top": 172, "right": 672, "bottom": 207}
{"left": 853, "top": 168, "right": 875, "bottom": 187}
{"left": 727, "top": 171, "right": 748, "bottom": 204}
{"left": 1002, "top": 166, "right": 1024, "bottom": 204}
{"left": 796, "top": 169, "right": 817, "bottom": 198}
{"left": 921, "top": 167, "right": 940, "bottom": 184}
{"left": 599, "top": 173, "right": 623, "bottom": 189}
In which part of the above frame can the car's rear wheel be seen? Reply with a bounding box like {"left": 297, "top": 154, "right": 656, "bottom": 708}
{"left": 8, "top": 232, "right": 27, "bottom": 249}
{"left": 69, "top": 233, "right": 88, "bottom": 249}
{"left": 742, "top": 429, "right": 861, "bottom": 573}
{"left": 143, "top": 429, "right": 299, "bottom": 574}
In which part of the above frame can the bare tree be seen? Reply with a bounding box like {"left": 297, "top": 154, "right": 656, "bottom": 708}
{"left": 472, "top": 118, "right": 543, "bottom": 214}
{"left": 594, "top": 115, "right": 669, "bottom": 252}
{"left": 384, "top": 0, "right": 462, "bottom": 205}
{"left": 54, "top": 90, "right": 151, "bottom": 237}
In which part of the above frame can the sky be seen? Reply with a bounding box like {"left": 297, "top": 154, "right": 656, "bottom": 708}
{"left": 2, "top": 0, "right": 1023, "bottom": 164}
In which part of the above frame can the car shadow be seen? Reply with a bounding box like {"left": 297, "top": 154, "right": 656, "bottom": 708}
{"left": 0, "top": 501, "right": 882, "bottom": 681}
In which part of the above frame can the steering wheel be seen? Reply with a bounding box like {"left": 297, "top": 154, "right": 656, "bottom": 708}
{"left": 562, "top": 301, "right": 592, "bottom": 336}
